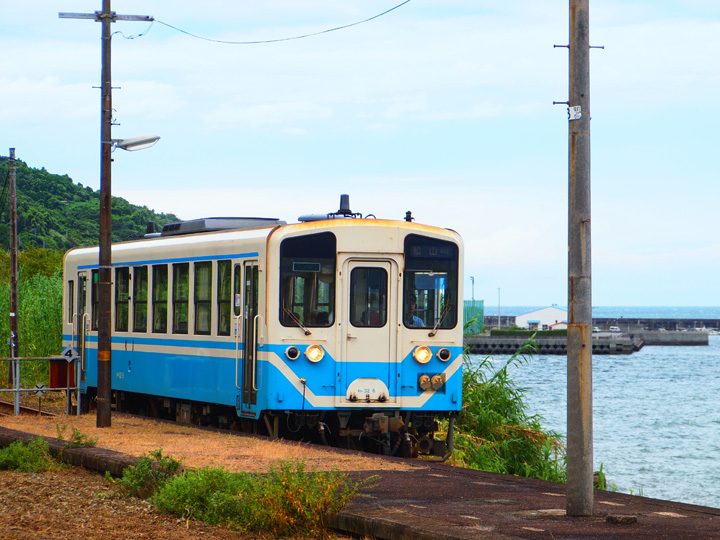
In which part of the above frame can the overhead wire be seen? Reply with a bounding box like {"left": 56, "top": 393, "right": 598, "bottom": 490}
{"left": 113, "top": 20, "right": 155, "bottom": 40}
{"left": 152, "top": 0, "right": 412, "bottom": 45}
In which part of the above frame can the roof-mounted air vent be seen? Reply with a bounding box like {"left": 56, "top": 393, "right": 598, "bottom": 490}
{"left": 158, "top": 217, "right": 285, "bottom": 237}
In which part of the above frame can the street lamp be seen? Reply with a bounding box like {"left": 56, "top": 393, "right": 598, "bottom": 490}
{"left": 115, "top": 135, "right": 160, "bottom": 152}
{"left": 470, "top": 276, "right": 475, "bottom": 332}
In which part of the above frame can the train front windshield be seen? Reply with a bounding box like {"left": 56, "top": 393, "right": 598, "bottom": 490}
{"left": 279, "top": 232, "right": 336, "bottom": 327}
{"left": 403, "top": 234, "right": 459, "bottom": 330}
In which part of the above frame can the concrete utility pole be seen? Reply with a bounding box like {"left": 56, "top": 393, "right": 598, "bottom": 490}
{"left": 9, "top": 149, "right": 18, "bottom": 395}
{"left": 566, "top": 0, "right": 594, "bottom": 516}
{"left": 60, "top": 1, "right": 153, "bottom": 428}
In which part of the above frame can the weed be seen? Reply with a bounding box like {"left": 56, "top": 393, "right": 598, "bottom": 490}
{"left": 595, "top": 463, "right": 607, "bottom": 490}
{"left": 108, "top": 449, "right": 183, "bottom": 499}
{"left": 0, "top": 437, "right": 56, "bottom": 472}
{"left": 151, "top": 458, "right": 374, "bottom": 537}
{"left": 56, "top": 424, "right": 98, "bottom": 449}
{"left": 447, "top": 323, "right": 567, "bottom": 483}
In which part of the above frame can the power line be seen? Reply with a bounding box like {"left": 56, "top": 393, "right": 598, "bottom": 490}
{"left": 154, "top": 1, "right": 412, "bottom": 45}
{"left": 113, "top": 20, "right": 155, "bottom": 40}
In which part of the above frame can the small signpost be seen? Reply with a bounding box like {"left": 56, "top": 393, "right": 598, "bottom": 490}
{"left": 62, "top": 347, "right": 80, "bottom": 362}
{"left": 34, "top": 383, "right": 46, "bottom": 397}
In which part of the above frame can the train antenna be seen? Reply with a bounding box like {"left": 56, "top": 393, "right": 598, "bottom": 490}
{"left": 336, "top": 194, "right": 353, "bottom": 216}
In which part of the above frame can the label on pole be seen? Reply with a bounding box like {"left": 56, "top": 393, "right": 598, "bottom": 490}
{"left": 34, "top": 383, "right": 46, "bottom": 397}
{"left": 568, "top": 106, "right": 582, "bottom": 121}
{"left": 62, "top": 347, "right": 80, "bottom": 362}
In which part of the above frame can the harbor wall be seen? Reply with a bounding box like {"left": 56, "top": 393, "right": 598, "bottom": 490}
{"left": 464, "top": 330, "right": 707, "bottom": 355}
{"left": 465, "top": 334, "right": 638, "bottom": 355}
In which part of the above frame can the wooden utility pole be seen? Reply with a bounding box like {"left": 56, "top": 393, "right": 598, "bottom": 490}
{"left": 96, "top": 0, "right": 114, "bottom": 429}
{"left": 9, "top": 149, "right": 18, "bottom": 388}
{"left": 566, "top": 0, "right": 594, "bottom": 516}
{"left": 60, "top": 1, "right": 153, "bottom": 428}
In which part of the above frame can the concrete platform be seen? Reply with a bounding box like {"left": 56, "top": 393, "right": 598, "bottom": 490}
{"left": 2, "top": 425, "right": 719, "bottom": 539}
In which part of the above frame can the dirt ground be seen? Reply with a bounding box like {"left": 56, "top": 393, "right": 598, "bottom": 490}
{"left": 0, "top": 467, "right": 270, "bottom": 540}
{"left": 0, "top": 413, "right": 413, "bottom": 473}
{"left": 0, "top": 411, "right": 408, "bottom": 539}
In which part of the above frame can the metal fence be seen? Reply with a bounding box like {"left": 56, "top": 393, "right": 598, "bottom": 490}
{"left": 1, "top": 355, "right": 81, "bottom": 416}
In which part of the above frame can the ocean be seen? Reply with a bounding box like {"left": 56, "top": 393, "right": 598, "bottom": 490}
{"left": 468, "top": 306, "right": 720, "bottom": 509}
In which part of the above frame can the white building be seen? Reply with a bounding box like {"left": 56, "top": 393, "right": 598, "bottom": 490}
{"left": 515, "top": 306, "right": 568, "bottom": 330}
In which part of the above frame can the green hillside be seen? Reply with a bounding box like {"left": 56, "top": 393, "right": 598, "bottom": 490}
{"left": 0, "top": 157, "right": 179, "bottom": 250}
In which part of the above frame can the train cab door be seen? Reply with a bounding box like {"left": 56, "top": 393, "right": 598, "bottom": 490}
{"left": 338, "top": 259, "right": 398, "bottom": 406}
{"left": 239, "top": 261, "right": 259, "bottom": 416}
{"left": 74, "top": 271, "right": 89, "bottom": 381}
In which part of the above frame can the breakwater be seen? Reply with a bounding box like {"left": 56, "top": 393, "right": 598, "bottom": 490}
{"left": 464, "top": 330, "right": 708, "bottom": 355}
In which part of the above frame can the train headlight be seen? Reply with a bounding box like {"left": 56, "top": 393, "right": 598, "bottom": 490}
{"left": 436, "top": 348, "right": 452, "bottom": 362}
{"left": 305, "top": 344, "right": 325, "bottom": 363}
{"left": 413, "top": 346, "right": 432, "bottom": 364}
{"left": 285, "top": 346, "right": 300, "bottom": 360}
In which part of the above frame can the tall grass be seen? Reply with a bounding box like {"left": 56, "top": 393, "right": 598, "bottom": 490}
{"left": 448, "top": 320, "right": 567, "bottom": 482}
{"left": 0, "top": 268, "right": 63, "bottom": 386}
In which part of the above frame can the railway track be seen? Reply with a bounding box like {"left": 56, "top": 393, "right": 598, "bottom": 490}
{"left": 0, "top": 399, "right": 58, "bottom": 417}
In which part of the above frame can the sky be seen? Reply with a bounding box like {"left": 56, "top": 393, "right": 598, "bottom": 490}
{"left": 2, "top": 1, "right": 720, "bottom": 307}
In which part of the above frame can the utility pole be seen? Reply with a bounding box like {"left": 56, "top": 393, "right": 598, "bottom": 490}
{"left": 60, "top": 1, "right": 153, "bottom": 428}
{"left": 566, "top": 0, "right": 594, "bottom": 516}
{"left": 8, "top": 149, "right": 18, "bottom": 398}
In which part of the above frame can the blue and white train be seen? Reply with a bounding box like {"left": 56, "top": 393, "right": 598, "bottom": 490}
{"left": 62, "top": 197, "right": 464, "bottom": 457}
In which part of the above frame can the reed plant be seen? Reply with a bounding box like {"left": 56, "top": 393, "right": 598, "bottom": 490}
{"left": 448, "top": 319, "right": 567, "bottom": 482}
{"left": 0, "top": 254, "right": 63, "bottom": 386}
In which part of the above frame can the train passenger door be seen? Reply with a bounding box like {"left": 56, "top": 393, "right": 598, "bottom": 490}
{"left": 74, "top": 272, "right": 89, "bottom": 381}
{"left": 339, "top": 259, "right": 397, "bottom": 405}
{"left": 240, "top": 261, "right": 259, "bottom": 415}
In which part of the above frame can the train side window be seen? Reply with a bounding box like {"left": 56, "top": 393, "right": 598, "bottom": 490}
{"left": 233, "top": 264, "right": 242, "bottom": 317}
{"left": 279, "top": 232, "right": 336, "bottom": 327}
{"left": 217, "top": 260, "right": 231, "bottom": 336}
{"left": 133, "top": 266, "right": 148, "bottom": 332}
{"left": 350, "top": 268, "right": 388, "bottom": 328}
{"left": 173, "top": 263, "right": 189, "bottom": 334}
{"left": 403, "top": 234, "right": 459, "bottom": 329}
{"left": 67, "top": 280, "right": 74, "bottom": 324}
{"left": 194, "top": 261, "right": 212, "bottom": 335}
{"left": 115, "top": 267, "right": 130, "bottom": 332}
{"left": 78, "top": 275, "right": 87, "bottom": 317}
{"left": 91, "top": 269, "right": 99, "bottom": 331}
{"left": 152, "top": 264, "right": 168, "bottom": 333}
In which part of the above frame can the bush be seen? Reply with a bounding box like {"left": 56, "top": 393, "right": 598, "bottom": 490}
{"left": 0, "top": 437, "right": 56, "bottom": 472}
{"left": 151, "top": 467, "right": 256, "bottom": 526}
{"left": 108, "top": 449, "right": 183, "bottom": 499}
{"left": 151, "top": 458, "right": 370, "bottom": 537}
{"left": 449, "top": 338, "right": 567, "bottom": 483}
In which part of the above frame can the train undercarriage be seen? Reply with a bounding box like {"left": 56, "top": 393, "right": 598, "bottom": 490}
{"left": 84, "top": 389, "right": 456, "bottom": 460}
